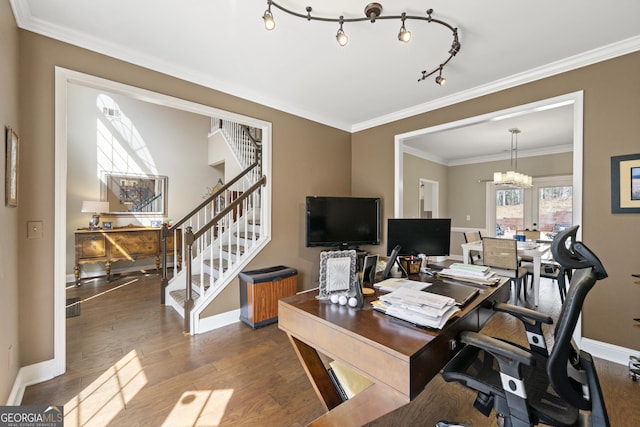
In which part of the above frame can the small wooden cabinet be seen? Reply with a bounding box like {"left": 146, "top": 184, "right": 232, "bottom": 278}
{"left": 74, "top": 227, "right": 181, "bottom": 285}
{"left": 239, "top": 266, "right": 298, "bottom": 329}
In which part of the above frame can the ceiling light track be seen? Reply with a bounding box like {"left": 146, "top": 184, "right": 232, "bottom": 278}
{"left": 262, "top": 1, "right": 461, "bottom": 85}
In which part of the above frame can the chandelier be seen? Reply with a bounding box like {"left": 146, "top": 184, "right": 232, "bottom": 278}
{"left": 493, "top": 128, "right": 533, "bottom": 188}
{"left": 262, "top": 1, "right": 461, "bottom": 85}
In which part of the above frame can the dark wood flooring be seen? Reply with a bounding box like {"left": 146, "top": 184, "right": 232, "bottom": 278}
{"left": 21, "top": 274, "right": 640, "bottom": 426}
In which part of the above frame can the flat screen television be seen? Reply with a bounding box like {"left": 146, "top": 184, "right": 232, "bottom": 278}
{"left": 386, "top": 218, "right": 452, "bottom": 257}
{"left": 305, "top": 196, "right": 381, "bottom": 249}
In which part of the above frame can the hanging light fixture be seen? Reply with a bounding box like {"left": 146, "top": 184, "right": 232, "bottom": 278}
{"left": 262, "top": 1, "right": 461, "bottom": 85}
{"left": 493, "top": 128, "right": 533, "bottom": 188}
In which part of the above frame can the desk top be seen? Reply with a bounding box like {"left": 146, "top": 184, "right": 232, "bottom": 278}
{"left": 279, "top": 275, "right": 509, "bottom": 400}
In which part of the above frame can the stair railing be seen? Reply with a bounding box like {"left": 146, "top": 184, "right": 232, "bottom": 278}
{"left": 160, "top": 161, "right": 261, "bottom": 304}
{"left": 182, "top": 176, "right": 265, "bottom": 333}
{"left": 217, "top": 119, "right": 262, "bottom": 181}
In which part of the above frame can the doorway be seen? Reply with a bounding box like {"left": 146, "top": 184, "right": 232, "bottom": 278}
{"left": 419, "top": 179, "right": 439, "bottom": 218}
{"left": 53, "top": 67, "right": 273, "bottom": 378}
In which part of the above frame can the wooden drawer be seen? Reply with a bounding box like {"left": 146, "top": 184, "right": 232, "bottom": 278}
{"left": 108, "top": 230, "right": 159, "bottom": 259}
{"left": 76, "top": 234, "right": 106, "bottom": 259}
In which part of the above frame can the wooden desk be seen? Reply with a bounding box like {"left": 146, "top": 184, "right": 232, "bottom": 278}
{"left": 278, "top": 276, "right": 509, "bottom": 426}
{"left": 74, "top": 227, "right": 181, "bottom": 285}
{"left": 461, "top": 240, "right": 550, "bottom": 306}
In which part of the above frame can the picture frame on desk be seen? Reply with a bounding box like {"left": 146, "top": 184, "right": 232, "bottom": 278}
{"left": 318, "top": 250, "right": 357, "bottom": 300}
{"left": 150, "top": 220, "right": 162, "bottom": 227}
{"left": 102, "top": 221, "right": 113, "bottom": 230}
{"left": 611, "top": 153, "right": 640, "bottom": 213}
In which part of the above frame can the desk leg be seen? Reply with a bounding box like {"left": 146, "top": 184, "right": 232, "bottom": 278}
{"left": 74, "top": 265, "right": 80, "bottom": 286}
{"left": 287, "top": 335, "right": 343, "bottom": 411}
{"left": 106, "top": 261, "right": 112, "bottom": 281}
{"left": 533, "top": 257, "right": 541, "bottom": 306}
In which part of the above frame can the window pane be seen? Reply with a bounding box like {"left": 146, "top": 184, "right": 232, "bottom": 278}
{"left": 496, "top": 188, "right": 524, "bottom": 238}
{"left": 538, "top": 186, "right": 572, "bottom": 237}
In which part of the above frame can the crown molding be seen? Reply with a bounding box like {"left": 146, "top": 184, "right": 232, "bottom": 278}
{"left": 351, "top": 35, "right": 640, "bottom": 133}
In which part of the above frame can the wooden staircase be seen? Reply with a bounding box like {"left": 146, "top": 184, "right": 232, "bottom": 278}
{"left": 160, "top": 118, "right": 268, "bottom": 334}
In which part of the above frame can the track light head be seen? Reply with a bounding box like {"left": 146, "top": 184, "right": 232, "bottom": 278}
{"left": 336, "top": 17, "right": 348, "bottom": 46}
{"left": 398, "top": 14, "right": 411, "bottom": 42}
{"left": 263, "top": 9, "right": 275, "bottom": 31}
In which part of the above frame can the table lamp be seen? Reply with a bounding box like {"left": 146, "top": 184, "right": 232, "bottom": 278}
{"left": 81, "top": 201, "right": 110, "bottom": 230}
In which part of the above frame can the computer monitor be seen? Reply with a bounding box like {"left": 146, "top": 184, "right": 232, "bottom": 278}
{"left": 386, "top": 218, "right": 452, "bottom": 258}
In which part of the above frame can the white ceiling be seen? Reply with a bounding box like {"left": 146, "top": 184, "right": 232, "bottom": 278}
{"left": 9, "top": 0, "right": 640, "bottom": 162}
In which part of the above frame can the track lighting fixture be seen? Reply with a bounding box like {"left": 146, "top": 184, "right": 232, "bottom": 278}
{"left": 262, "top": 1, "right": 461, "bottom": 85}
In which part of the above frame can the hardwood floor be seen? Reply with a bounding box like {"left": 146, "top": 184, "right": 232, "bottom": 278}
{"left": 22, "top": 274, "right": 640, "bottom": 426}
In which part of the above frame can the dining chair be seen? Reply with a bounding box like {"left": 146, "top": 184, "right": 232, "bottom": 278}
{"left": 516, "top": 229, "right": 541, "bottom": 241}
{"left": 482, "top": 237, "right": 528, "bottom": 304}
{"left": 463, "top": 230, "right": 483, "bottom": 265}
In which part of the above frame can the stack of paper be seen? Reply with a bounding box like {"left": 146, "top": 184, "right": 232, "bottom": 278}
{"left": 373, "top": 278, "right": 429, "bottom": 292}
{"left": 438, "top": 263, "right": 500, "bottom": 285}
{"left": 372, "top": 287, "right": 459, "bottom": 329}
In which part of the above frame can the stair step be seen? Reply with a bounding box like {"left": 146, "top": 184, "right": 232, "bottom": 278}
{"left": 222, "top": 244, "right": 245, "bottom": 255}
{"left": 235, "top": 231, "right": 260, "bottom": 240}
{"left": 191, "top": 272, "right": 212, "bottom": 290}
{"left": 203, "top": 258, "right": 229, "bottom": 271}
{"left": 169, "top": 289, "right": 200, "bottom": 307}
{"left": 248, "top": 219, "right": 261, "bottom": 226}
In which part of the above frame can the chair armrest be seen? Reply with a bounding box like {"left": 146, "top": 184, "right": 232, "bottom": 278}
{"left": 460, "top": 331, "right": 535, "bottom": 367}
{"left": 493, "top": 302, "right": 553, "bottom": 324}
{"left": 493, "top": 302, "right": 553, "bottom": 356}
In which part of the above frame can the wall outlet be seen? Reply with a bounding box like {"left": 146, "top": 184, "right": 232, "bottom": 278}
{"left": 466, "top": 215, "right": 471, "bottom": 221}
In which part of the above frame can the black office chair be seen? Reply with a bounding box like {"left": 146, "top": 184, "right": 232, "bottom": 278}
{"left": 440, "top": 226, "right": 610, "bottom": 427}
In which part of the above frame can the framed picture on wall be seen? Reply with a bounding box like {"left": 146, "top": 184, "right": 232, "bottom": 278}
{"left": 5, "top": 126, "right": 19, "bottom": 207}
{"left": 611, "top": 153, "right": 640, "bottom": 213}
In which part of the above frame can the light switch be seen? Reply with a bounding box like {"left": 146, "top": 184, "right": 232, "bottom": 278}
{"left": 27, "top": 221, "right": 44, "bottom": 239}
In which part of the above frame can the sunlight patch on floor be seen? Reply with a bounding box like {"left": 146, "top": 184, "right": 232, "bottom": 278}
{"left": 162, "top": 389, "right": 234, "bottom": 427}
{"left": 64, "top": 349, "right": 148, "bottom": 426}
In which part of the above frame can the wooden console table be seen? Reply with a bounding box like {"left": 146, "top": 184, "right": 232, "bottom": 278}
{"left": 278, "top": 276, "right": 509, "bottom": 426}
{"left": 74, "top": 227, "right": 181, "bottom": 285}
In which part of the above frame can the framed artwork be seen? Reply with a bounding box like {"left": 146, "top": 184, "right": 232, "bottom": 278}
{"left": 611, "top": 153, "right": 640, "bottom": 213}
{"left": 101, "top": 172, "right": 167, "bottom": 216}
{"left": 317, "top": 250, "right": 358, "bottom": 300}
{"left": 5, "top": 126, "right": 19, "bottom": 207}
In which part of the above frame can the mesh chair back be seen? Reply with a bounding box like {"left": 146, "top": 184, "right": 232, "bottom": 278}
{"left": 548, "top": 226, "right": 608, "bottom": 410}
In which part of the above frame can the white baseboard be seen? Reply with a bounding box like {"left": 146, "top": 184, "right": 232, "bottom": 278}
{"left": 7, "top": 359, "right": 59, "bottom": 405}
{"left": 581, "top": 337, "right": 637, "bottom": 366}
{"left": 195, "top": 309, "right": 241, "bottom": 334}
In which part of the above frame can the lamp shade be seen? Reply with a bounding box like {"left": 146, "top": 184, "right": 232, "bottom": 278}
{"left": 81, "top": 201, "right": 110, "bottom": 213}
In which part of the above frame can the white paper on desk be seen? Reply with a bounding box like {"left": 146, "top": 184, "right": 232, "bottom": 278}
{"left": 380, "top": 304, "right": 460, "bottom": 329}
{"left": 379, "top": 286, "right": 454, "bottom": 309}
{"left": 374, "top": 278, "right": 429, "bottom": 292}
